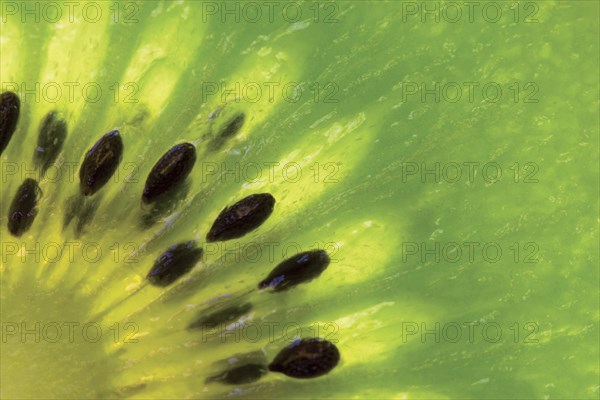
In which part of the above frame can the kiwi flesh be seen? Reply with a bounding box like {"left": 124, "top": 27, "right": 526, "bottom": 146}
{"left": 1, "top": 2, "right": 597, "bottom": 400}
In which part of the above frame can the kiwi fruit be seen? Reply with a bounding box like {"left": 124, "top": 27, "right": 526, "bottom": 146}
{"left": 1, "top": 2, "right": 598, "bottom": 399}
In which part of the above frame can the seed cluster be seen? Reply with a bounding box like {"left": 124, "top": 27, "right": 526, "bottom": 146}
{"left": 2, "top": 90, "right": 341, "bottom": 386}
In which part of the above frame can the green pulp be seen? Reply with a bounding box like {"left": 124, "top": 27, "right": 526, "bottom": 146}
{"left": 0, "top": 1, "right": 598, "bottom": 399}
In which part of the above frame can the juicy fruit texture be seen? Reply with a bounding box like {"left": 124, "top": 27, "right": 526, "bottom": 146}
{"left": 206, "top": 363, "right": 268, "bottom": 385}
{"left": 259, "top": 250, "right": 331, "bottom": 291}
{"left": 146, "top": 241, "right": 203, "bottom": 287}
{"left": 79, "top": 130, "right": 123, "bottom": 196}
{"left": 142, "top": 143, "right": 197, "bottom": 204}
{"left": 34, "top": 111, "right": 67, "bottom": 175}
{"left": 7, "top": 178, "right": 41, "bottom": 236}
{"left": 0, "top": 91, "right": 20, "bottom": 155}
{"left": 269, "top": 338, "right": 341, "bottom": 379}
{"left": 206, "top": 193, "right": 276, "bottom": 242}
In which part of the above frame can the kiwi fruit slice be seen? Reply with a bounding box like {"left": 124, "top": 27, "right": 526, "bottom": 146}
{"left": 1, "top": 2, "right": 598, "bottom": 399}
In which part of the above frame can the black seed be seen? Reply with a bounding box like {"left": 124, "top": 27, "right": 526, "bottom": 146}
{"left": 142, "top": 143, "right": 196, "bottom": 204}
{"left": 209, "top": 113, "right": 245, "bottom": 151}
{"left": 79, "top": 130, "right": 123, "bottom": 196}
{"left": 7, "top": 178, "right": 42, "bottom": 237}
{"left": 188, "top": 302, "right": 253, "bottom": 330}
{"left": 268, "top": 338, "right": 340, "bottom": 379}
{"left": 259, "top": 250, "right": 330, "bottom": 292}
{"left": 206, "top": 193, "right": 275, "bottom": 242}
{"left": 34, "top": 111, "right": 67, "bottom": 174}
{"left": 206, "top": 363, "right": 267, "bottom": 385}
{"left": 146, "top": 241, "right": 203, "bottom": 287}
{"left": 0, "top": 91, "right": 20, "bottom": 155}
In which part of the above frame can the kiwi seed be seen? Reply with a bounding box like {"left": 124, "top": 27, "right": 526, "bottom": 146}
{"left": 142, "top": 142, "right": 197, "bottom": 204}
{"left": 0, "top": 91, "right": 20, "bottom": 155}
{"left": 146, "top": 241, "right": 203, "bottom": 287}
{"left": 7, "top": 178, "right": 42, "bottom": 237}
{"left": 259, "top": 250, "right": 331, "bottom": 292}
{"left": 79, "top": 130, "right": 123, "bottom": 196}
{"left": 268, "top": 338, "right": 340, "bottom": 379}
{"left": 206, "top": 193, "right": 275, "bottom": 242}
